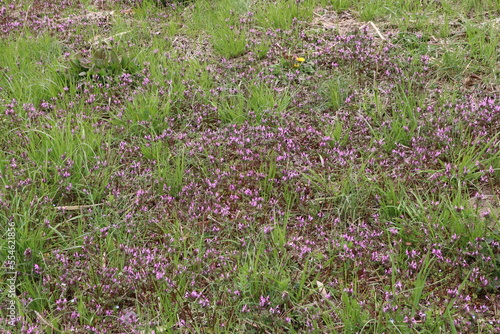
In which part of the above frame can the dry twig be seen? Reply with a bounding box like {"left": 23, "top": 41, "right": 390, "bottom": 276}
{"left": 54, "top": 203, "right": 104, "bottom": 211}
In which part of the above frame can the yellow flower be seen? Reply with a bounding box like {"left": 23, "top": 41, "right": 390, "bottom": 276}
{"left": 292, "top": 57, "right": 305, "bottom": 68}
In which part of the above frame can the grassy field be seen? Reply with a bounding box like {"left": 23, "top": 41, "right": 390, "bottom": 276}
{"left": 0, "top": 0, "right": 499, "bottom": 332}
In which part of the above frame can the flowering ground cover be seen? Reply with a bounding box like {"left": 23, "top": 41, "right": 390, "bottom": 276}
{"left": 0, "top": 0, "right": 499, "bottom": 332}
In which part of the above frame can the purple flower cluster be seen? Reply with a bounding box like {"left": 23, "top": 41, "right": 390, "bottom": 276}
{"left": 1, "top": 2, "right": 499, "bottom": 333}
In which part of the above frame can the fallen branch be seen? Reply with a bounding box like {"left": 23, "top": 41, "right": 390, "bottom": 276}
{"left": 54, "top": 203, "right": 104, "bottom": 211}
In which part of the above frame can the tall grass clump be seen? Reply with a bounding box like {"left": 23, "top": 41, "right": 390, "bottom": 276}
{"left": 0, "top": 34, "right": 64, "bottom": 106}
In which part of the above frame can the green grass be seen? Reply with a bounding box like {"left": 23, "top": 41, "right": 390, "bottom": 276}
{"left": 0, "top": 34, "right": 65, "bottom": 106}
